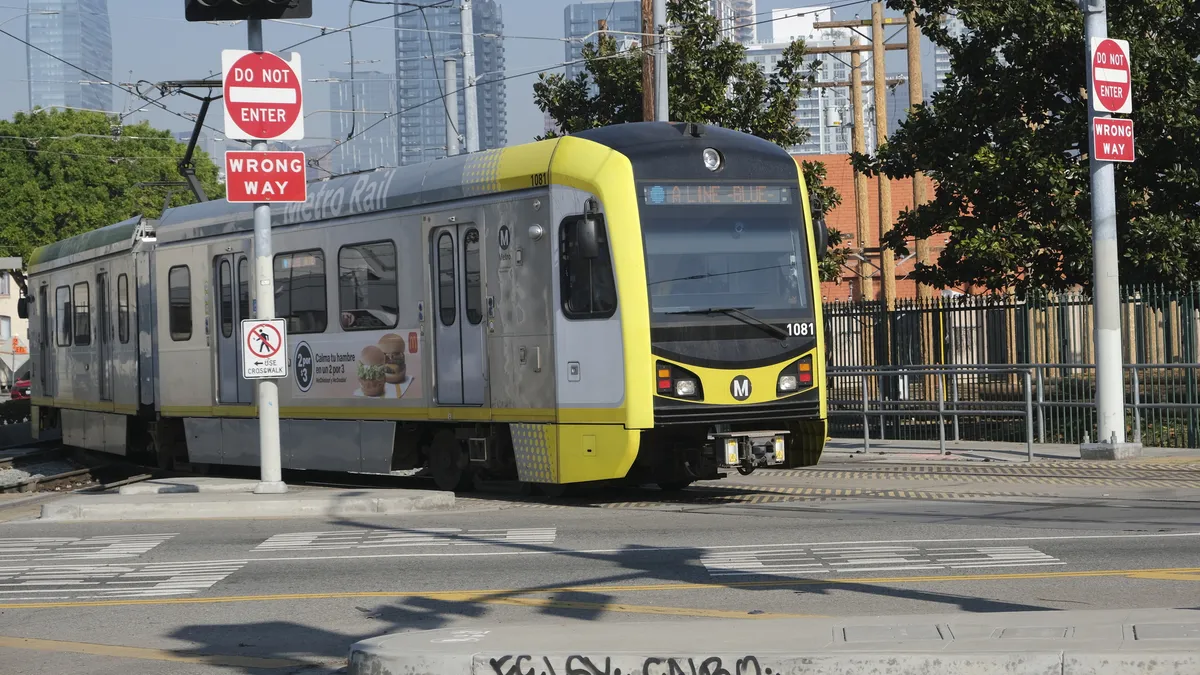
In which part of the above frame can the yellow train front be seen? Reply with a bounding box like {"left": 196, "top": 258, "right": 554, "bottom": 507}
{"left": 555, "top": 122, "right": 828, "bottom": 491}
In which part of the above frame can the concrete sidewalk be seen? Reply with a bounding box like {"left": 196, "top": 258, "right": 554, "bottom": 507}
{"left": 823, "top": 437, "right": 1200, "bottom": 463}
{"left": 35, "top": 476, "right": 457, "bottom": 522}
{"left": 348, "top": 608, "right": 1200, "bottom": 675}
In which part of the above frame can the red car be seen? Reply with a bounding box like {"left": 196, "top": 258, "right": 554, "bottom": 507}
{"left": 10, "top": 374, "right": 29, "bottom": 400}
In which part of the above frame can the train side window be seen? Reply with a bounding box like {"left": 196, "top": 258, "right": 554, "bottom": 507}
{"left": 559, "top": 214, "right": 617, "bottom": 319}
{"left": 238, "top": 258, "right": 250, "bottom": 320}
{"left": 274, "top": 250, "right": 327, "bottom": 334}
{"left": 339, "top": 241, "right": 399, "bottom": 331}
{"left": 72, "top": 282, "right": 91, "bottom": 346}
{"left": 463, "top": 229, "right": 482, "bottom": 325}
{"left": 168, "top": 266, "right": 192, "bottom": 341}
{"left": 55, "top": 286, "right": 71, "bottom": 347}
{"left": 117, "top": 274, "right": 130, "bottom": 344}
{"left": 219, "top": 260, "right": 233, "bottom": 338}
{"left": 437, "top": 233, "right": 455, "bottom": 326}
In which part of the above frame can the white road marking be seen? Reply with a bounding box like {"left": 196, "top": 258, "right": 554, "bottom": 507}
{"left": 0, "top": 534, "right": 176, "bottom": 562}
{"left": 0, "top": 561, "right": 247, "bottom": 600}
{"left": 700, "top": 544, "right": 1065, "bottom": 577}
{"left": 254, "top": 527, "right": 557, "bottom": 552}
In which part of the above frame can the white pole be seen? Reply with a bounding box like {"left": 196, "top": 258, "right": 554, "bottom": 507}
{"left": 460, "top": 0, "right": 480, "bottom": 153}
{"left": 248, "top": 19, "right": 286, "bottom": 495}
{"left": 444, "top": 58, "right": 460, "bottom": 156}
{"left": 653, "top": 0, "right": 668, "bottom": 122}
{"left": 1081, "top": 0, "right": 1132, "bottom": 451}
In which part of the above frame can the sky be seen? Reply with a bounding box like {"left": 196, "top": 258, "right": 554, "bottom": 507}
{"left": 0, "top": 0, "right": 932, "bottom": 152}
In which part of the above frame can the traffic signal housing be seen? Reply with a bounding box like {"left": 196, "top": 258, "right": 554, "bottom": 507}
{"left": 185, "top": 0, "right": 313, "bottom": 22}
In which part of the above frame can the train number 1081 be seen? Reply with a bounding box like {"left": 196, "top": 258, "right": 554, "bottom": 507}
{"left": 786, "top": 322, "right": 816, "bottom": 337}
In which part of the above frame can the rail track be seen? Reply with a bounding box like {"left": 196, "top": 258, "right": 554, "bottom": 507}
{"left": 0, "top": 444, "right": 154, "bottom": 495}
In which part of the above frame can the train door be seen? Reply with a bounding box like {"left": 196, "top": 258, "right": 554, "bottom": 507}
{"left": 213, "top": 253, "right": 254, "bottom": 405}
{"left": 430, "top": 224, "right": 486, "bottom": 405}
{"left": 97, "top": 271, "right": 113, "bottom": 401}
{"left": 37, "top": 283, "right": 51, "bottom": 397}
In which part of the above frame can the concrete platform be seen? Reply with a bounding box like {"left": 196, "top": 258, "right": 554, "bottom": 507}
{"left": 117, "top": 476, "right": 261, "bottom": 495}
{"left": 38, "top": 483, "right": 455, "bottom": 521}
{"left": 349, "top": 608, "right": 1200, "bottom": 675}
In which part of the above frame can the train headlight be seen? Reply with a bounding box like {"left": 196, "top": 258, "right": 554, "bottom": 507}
{"left": 778, "top": 374, "right": 798, "bottom": 392}
{"left": 703, "top": 148, "right": 723, "bottom": 172}
{"left": 674, "top": 379, "right": 698, "bottom": 397}
{"left": 773, "top": 437, "right": 786, "bottom": 463}
{"left": 724, "top": 439, "right": 740, "bottom": 465}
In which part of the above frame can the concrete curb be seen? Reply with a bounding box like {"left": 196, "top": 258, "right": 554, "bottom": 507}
{"left": 117, "top": 477, "right": 260, "bottom": 495}
{"left": 38, "top": 489, "right": 455, "bottom": 521}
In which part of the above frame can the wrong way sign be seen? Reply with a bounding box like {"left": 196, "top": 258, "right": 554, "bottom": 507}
{"left": 225, "top": 151, "right": 307, "bottom": 203}
{"left": 222, "top": 49, "right": 305, "bottom": 141}
{"left": 242, "top": 318, "right": 288, "bottom": 379}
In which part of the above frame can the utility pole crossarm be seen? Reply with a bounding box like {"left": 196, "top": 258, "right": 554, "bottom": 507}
{"left": 806, "top": 43, "right": 907, "bottom": 54}
{"left": 813, "top": 17, "right": 907, "bottom": 29}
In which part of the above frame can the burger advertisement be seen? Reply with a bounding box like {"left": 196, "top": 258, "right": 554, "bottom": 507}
{"left": 292, "top": 330, "right": 422, "bottom": 400}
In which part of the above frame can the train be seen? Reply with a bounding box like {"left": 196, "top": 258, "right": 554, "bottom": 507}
{"left": 21, "top": 121, "right": 829, "bottom": 493}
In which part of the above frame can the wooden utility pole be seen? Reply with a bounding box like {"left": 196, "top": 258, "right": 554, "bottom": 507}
{"left": 640, "top": 0, "right": 655, "bottom": 121}
{"left": 906, "top": 7, "right": 933, "bottom": 301}
{"left": 849, "top": 35, "right": 872, "bottom": 303}
{"left": 872, "top": 1, "right": 896, "bottom": 313}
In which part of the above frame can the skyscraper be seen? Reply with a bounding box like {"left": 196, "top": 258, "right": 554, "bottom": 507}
{"left": 933, "top": 13, "right": 965, "bottom": 93}
{"left": 733, "top": 0, "right": 757, "bottom": 45}
{"left": 27, "top": 0, "right": 113, "bottom": 113}
{"left": 394, "top": 1, "right": 506, "bottom": 166}
{"left": 328, "top": 71, "right": 398, "bottom": 175}
{"left": 563, "top": 1, "right": 641, "bottom": 82}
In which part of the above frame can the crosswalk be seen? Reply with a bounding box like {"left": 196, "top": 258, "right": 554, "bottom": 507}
{"left": 254, "top": 527, "right": 558, "bottom": 552}
{"left": 0, "top": 560, "right": 247, "bottom": 600}
{"left": 701, "top": 544, "right": 1062, "bottom": 577}
{"left": 0, "top": 534, "right": 177, "bottom": 562}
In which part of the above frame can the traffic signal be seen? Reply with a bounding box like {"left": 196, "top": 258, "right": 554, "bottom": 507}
{"left": 185, "top": 0, "right": 313, "bottom": 22}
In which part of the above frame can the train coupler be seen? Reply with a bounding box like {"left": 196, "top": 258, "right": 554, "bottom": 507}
{"left": 712, "top": 431, "right": 787, "bottom": 476}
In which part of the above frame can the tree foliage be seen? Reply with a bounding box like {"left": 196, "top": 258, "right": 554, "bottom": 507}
{"left": 534, "top": 0, "right": 849, "bottom": 282}
{"left": 0, "top": 109, "right": 223, "bottom": 266}
{"left": 853, "top": 0, "right": 1200, "bottom": 294}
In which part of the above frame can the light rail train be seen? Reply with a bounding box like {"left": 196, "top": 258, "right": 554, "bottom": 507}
{"left": 22, "top": 122, "right": 829, "bottom": 492}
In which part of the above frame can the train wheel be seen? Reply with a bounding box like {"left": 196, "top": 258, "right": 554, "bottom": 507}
{"left": 657, "top": 480, "right": 694, "bottom": 492}
{"left": 429, "top": 430, "right": 473, "bottom": 492}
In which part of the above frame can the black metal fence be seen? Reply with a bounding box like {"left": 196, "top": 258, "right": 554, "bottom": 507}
{"left": 823, "top": 284, "right": 1200, "bottom": 448}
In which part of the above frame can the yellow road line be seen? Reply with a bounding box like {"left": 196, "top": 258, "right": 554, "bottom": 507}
{"left": 476, "top": 596, "right": 819, "bottom": 619}
{"left": 2, "top": 565, "right": 1198, "bottom": 611}
{"left": 0, "top": 635, "right": 309, "bottom": 669}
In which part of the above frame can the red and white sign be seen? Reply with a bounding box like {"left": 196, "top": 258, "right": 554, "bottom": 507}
{"left": 242, "top": 319, "right": 288, "bottom": 379}
{"left": 1090, "top": 38, "right": 1131, "bottom": 114}
{"left": 225, "top": 151, "right": 308, "bottom": 203}
{"left": 221, "top": 49, "right": 305, "bottom": 141}
{"left": 1092, "top": 117, "right": 1134, "bottom": 162}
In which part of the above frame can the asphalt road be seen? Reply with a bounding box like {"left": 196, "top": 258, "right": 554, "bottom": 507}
{"left": 0, "top": 459, "right": 1198, "bottom": 675}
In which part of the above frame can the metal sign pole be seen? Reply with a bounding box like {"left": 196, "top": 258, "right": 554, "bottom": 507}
{"left": 247, "top": 18, "right": 286, "bottom": 494}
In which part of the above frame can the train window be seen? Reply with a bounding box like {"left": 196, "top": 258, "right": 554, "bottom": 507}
{"left": 559, "top": 214, "right": 618, "bottom": 320}
{"left": 55, "top": 286, "right": 71, "bottom": 347}
{"left": 463, "top": 228, "right": 482, "bottom": 325}
{"left": 168, "top": 266, "right": 192, "bottom": 341}
{"left": 274, "top": 250, "right": 327, "bottom": 334}
{"left": 72, "top": 282, "right": 91, "bottom": 346}
{"left": 117, "top": 274, "right": 130, "bottom": 344}
{"left": 219, "top": 259, "right": 233, "bottom": 338}
{"left": 339, "top": 241, "right": 398, "bottom": 331}
{"left": 238, "top": 258, "right": 250, "bottom": 321}
{"left": 437, "top": 233, "right": 455, "bottom": 326}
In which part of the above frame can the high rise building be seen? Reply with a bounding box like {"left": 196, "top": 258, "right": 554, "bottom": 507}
{"left": 733, "top": 0, "right": 757, "bottom": 45}
{"left": 933, "top": 13, "right": 965, "bottom": 93}
{"left": 328, "top": 71, "right": 398, "bottom": 175}
{"left": 709, "top": 0, "right": 738, "bottom": 37}
{"left": 563, "top": 1, "right": 641, "bottom": 82}
{"left": 395, "top": 1, "right": 506, "bottom": 166}
{"left": 27, "top": 0, "right": 113, "bottom": 113}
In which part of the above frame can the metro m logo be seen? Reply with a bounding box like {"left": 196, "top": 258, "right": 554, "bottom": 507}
{"left": 730, "top": 375, "right": 752, "bottom": 401}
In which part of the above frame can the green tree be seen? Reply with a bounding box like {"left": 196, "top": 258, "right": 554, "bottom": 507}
{"left": 853, "top": 0, "right": 1200, "bottom": 294}
{"left": 0, "top": 108, "right": 223, "bottom": 266}
{"left": 534, "top": 0, "right": 849, "bottom": 282}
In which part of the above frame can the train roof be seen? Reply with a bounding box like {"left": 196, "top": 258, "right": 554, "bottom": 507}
{"left": 28, "top": 216, "right": 153, "bottom": 275}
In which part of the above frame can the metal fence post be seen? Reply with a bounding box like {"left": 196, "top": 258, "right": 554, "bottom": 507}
{"left": 1132, "top": 366, "right": 1142, "bottom": 444}
{"left": 1036, "top": 365, "right": 1046, "bottom": 444}
{"left": 862, "top": 375, "right": 870, "bottom": 452}
{"left": 878, "top": 372, "right": 887, "bottom": 440}
{"left": 1025, "top": 368, "right": 1034, "bottom": 461}
{"left": 937, "top": 373, "right": 946, "bottom": 454}
{"left": 951, "top": 374, "right": 961, "bottom": 441}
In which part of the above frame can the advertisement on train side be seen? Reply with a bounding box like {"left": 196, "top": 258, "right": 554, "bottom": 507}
{"left": 291, "top": 328, "right": 423, "bottom": 400}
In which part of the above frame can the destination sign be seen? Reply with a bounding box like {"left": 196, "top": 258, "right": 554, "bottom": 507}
{"left": 643, "top": 184, "right": 792, "bottom": 206}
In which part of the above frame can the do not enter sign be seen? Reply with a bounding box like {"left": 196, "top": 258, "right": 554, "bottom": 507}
{"left": 1090, "top": 38, "right": 1132, "bottom": 114}
{"left": 222, "top": 50, "right": 306, "bottom": 141}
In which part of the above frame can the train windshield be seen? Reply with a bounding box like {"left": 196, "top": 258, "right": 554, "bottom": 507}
{"left": 640, "top": 182, "right": 816, "bottom": 365}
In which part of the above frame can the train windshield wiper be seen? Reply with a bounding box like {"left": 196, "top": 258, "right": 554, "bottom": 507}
{"left": 665, "top": 306, "right": 789, "bottom": 340}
